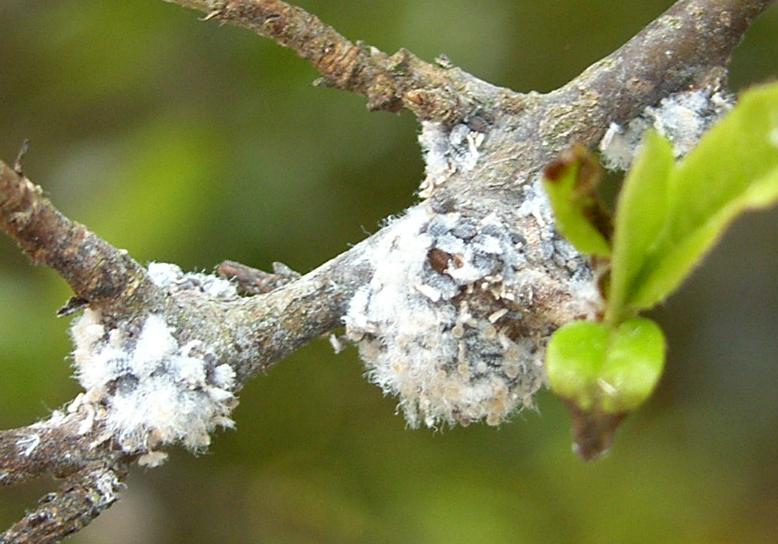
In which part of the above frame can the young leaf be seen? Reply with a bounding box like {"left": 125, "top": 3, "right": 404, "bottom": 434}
{"left": 610, "top": 83, "right": 778, "bottom": 316}
{"left": 546, "top": 318, "right": 666, "bottom": 414}
{"left": 546, "top": 321, "right": 608, "bottom": 412}
{"left": 598, "top": 318, "right": 666, "bottom": 413}
{"left": 607, "top": 131, "right": 674, "bottom": 323}
{"left": 630, "top": 85, "right": 778, "bottom": 309}
{"left": 543, "top": 145, "right": 612, "bottom": 257}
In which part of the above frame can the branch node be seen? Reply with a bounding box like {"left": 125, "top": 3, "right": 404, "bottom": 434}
{"left": 217, "top": 259, "right": 300, "bottom": 295}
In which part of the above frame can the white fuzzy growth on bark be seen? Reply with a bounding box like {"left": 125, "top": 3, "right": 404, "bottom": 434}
{"left": 130, "top": 315, "right": 179, "bottom": 377}
{"left": 93, "top": 470, "right": 124, "bottom": 507}
{"left": 69, "top": 267, "right": 241, "bottom": 459}
{"left": 418, "top": 122, "right": 485, "bottom": 198}
{"left": 16, "top": 434, "right": 41, "bottom": 457}
{"left": 344, "top": 199, "right": 600, "bottom": 429}
{"left": 599, "top": 89, "right": 733, "bottom": 170}
{"left": 147, "top": 262, "right": 238, "bottom": 300}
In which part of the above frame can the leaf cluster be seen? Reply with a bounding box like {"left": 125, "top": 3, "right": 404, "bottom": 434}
{"left": 543, "top": 84, "right": 778, "bottom": 457}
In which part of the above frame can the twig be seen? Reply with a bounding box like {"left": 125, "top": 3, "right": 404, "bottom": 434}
{"left": 547, "top": 0, "right": 776, "bottom": 151}
{"left": 217, "top": 260, "right": 300, "bottom": 295}
{"left": 1, "top": 463, "right": 127, "bottom": 544}
{"left": 164, "top": 0, "right": 520, "bottom": 122}
{"left": 0, "top": 162, "right": 160, "bottom": 308}
{"left": 0, "top": 412, "right": 108, "bottom": 488}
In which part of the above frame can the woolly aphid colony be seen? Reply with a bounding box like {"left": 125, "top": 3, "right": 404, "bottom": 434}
{"left": 70, "top": 264, "right": 239, "bottom": 466}
{"left": 66, "top": 89, "right": 730, "bottom": 458}
{"left": 345, "top": 88, "right": 732, "bottom": 429}
{"left": 345, "top": 121, "right": 602, "bottom": 429}
{"left": 344, "top": 205, "right": 591, "bottom": 429}
{"left": 599, "top": 89, "right": 733, "bottom": 170}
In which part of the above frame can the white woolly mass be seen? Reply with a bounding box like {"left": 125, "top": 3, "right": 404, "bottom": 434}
{"left": 70, "top": 309, "right": 237, "bottom": 457}
{"left": 147, "top": 262, "right": 238, "bottom": 300}
{"left": 212, "top": 363, "right": 237, "bottom": 390}
{"left": 16, "top": 434, "right": 41, "bottom": 457}
{"left": 130, "top": 315, "right": 178, "bottom": 377}
{"left": 418, "top": 122, "right": 485, "bottom": 198}
{"left": 92, "top": 470, "right": 123, "bottom": 507}
{"left": 599, "top": 90, "right": 733, "bottom": 170}
{"left": 345, "top": 201, "right": 600, "bottom": 429}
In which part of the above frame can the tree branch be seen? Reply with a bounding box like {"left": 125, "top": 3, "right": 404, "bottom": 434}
{"left": 547, "top": 0, "right": 775, "bottom": 149}
{"left": 0, "top": 412, "right": 107, "bottom": 488}
{"left": 431, "top": 0, "right": 776, "bottom": 204}
{"left": 1, "top": 463, "right": 126, "bottom": 544}
{"left": 164, "top": 0, "right": 521, "bottom": 122}
{"left": 0, "top": 162, "right": 161, "bottom": 309}
{"left": 1, "top": 0, "right": 773, "bottom": 541}
{"left": 0, "top": 409, "right": 126, "bottom": 544}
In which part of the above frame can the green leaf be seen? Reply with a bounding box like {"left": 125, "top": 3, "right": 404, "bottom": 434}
{"left": 546, "top": 321, "right": 608, "bottom": 411}
{"left": 609, "top": 84, "right": 778, "bottom": 318}
{"left": 543, "top": 145, "right": 612, "bottom": 257}
{"left": 607, "top": 130, "right": 674, "bottom": 323}
{"left": 546, "top": 318, "right": 666, "bottom": 413}
{"left": 598, "top": 319, "right": 666, "bottom": 413}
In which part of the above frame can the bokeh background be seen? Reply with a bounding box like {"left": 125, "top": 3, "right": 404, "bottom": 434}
{"left": 1, "top": 1, "right": 777, "bottom": 542}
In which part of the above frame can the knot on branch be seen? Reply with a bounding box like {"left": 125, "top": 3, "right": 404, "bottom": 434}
{"left": 217, "top": 260, "right": 300, "bottom": 295}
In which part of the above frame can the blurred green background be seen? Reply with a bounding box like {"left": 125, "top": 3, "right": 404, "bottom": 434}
{"left": 1, "top": 1, "right": 777, "bottom": 542}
